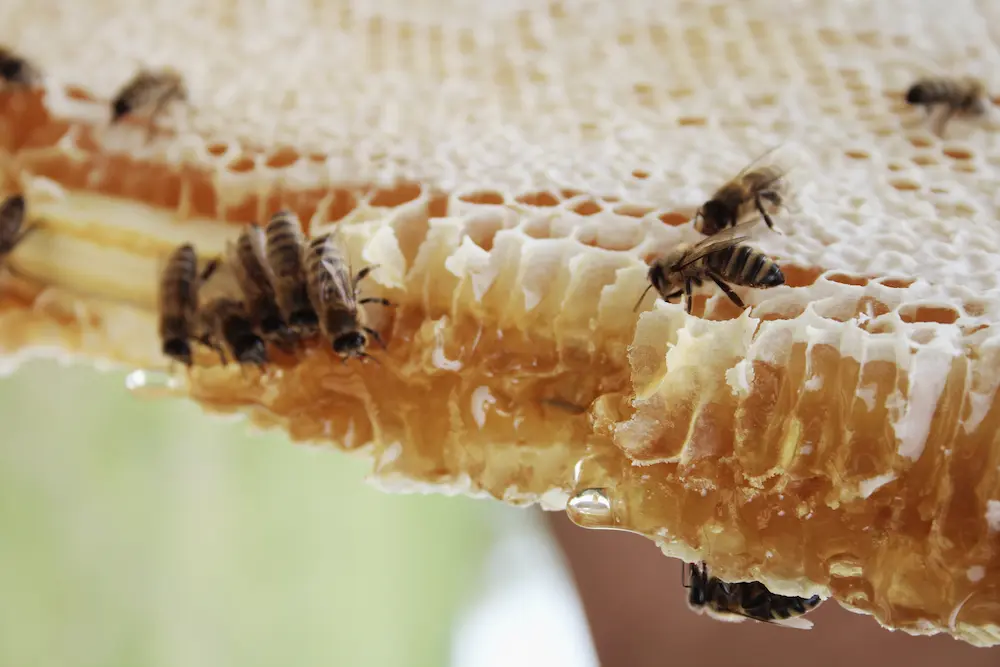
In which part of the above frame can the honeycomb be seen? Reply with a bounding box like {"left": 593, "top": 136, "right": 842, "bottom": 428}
{"left": 2, "top": 0, "right": 1000, "bottom": 646}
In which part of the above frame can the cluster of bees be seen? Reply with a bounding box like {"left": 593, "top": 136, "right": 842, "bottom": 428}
{"left": 160, "top": 210, "right": 392, "bottom": 369}
{"left": 2, "top": 45, "right": 990, "bottom": 629}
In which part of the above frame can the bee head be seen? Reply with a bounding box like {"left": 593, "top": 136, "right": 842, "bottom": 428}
{"left": 111, "top": 98, "right": 131, "bottom": 122}
{"left": 235, "top": 335, "right": 268, "bottom": 366}
{"left": 333, "top": 330, "right": 367, "bottom": 358}
{"left": 904, "top": 84, "right": 925, "bottom": 105}
{"left": 163, "top": 338, "right": 192, "bottom": 366}
{"left": 648, "top": 248, "right": 687, "bottom": 297}
{"left": 686, "top": 564, "right": 708, "bottom": 608}
{"left": 699, "top": 199, "right": 730, "bottom": 227}
{"left": 0, "top": 57, "right": 25, "bottom": 83}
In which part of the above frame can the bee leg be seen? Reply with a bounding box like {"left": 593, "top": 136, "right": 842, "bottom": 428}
{"left": 364, "top": 327, "right": 387, "bottom": 350}
{"left": 662, "top": 290, "right": 683, "bottom": 302}
{"left": 683, "top": 278, "right": 694, "bottom": 314}
{"left": 359, "top": 297, "right": 393, "bottom": 308}
{"left": 199, "top": 258, "right": 220, "bottom": 284}
{"left": 354, "top": 265, "right": 378, "bottom": 284}
{"left": 933, "top": 106, "right": 957, "bottom": 137}
{"left": 198, "top": 336, "right": 228, "bottom": 366}
{"left": 753, "top": 194, "right": 780, "bottom": 233}
{"left": 632, "top": 283, "right": 657, "bottom": 312}
{"left": 143, "top": 94, "right": 176, "bottom": 144}
{"left": 707, "top": 271, "right": 746, "bottom": 310}
{"left": 358, "top": 352, "right": 382, "bottom": 367}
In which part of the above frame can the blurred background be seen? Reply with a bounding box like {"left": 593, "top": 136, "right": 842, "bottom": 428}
{"left": 1, "top": 360, "right": 998, "bottom": 667}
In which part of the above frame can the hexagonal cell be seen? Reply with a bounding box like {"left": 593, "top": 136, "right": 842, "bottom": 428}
{"left": 613, "top": 204, "right": 655, "bottom": 218}
{"left": 908, "top": 135, "right": 934, "bottom": 148}
{"left": 631, "top": 169, "right": 650, "bottom": 180}
{"left": 265, "top": 146, "right": 300, "bottom": 169}
{"left": 369, "top": 182, "right": 423, "bottom": 208}
{"left": 589, "top": 223, "right": 645, "bottom": 252}
{"left": 844, "top": 149, "right": 870, "bottom": 160}
{"left": 458, "top": 190, "right": 506, "bottom": 205}
{"left": 825, "top": 272, "right": 869, "bottom": 287}
{"left": 780, "top": 264, "right": 825, "bottom": 288}
{"left": 226, "top": 155, "right": 256, "bottom": 173}
{"left": 811, "top": 296, "right": 860, "bottom": 322}
{"left": 677, "top": 116, "right": 708, "bottom": 127}
{"left": 515, "top": 191, "right": 560, "bottom": 207}
{"left": 889, "top": 178, "right": 921, "bottom": 192}
{"left": 911, "top": 154, "right": 938, "bottom": 167}
{"left": 206, "top": 142, "right": 230, "bottom": 157}
{"left": 897, "top": 303, "right": 961, "bottom": 325}
{"left": 658, "top": 212, "right": 689, "bottom": 227}
{"left": 942, "top": 147, "right": 974, "bottom": 161}
{"left": 963, "top": 300, "right": 987, "bottom": 317}
{"left": 750, "top": 301, "right": 807, "bottom": 322}
{"left": 566, "top": 199, "right": 602, "bottom": 216}
{"left": 876, "top": 276, "right": 915, "bottom": 289}
{"left": 65, "top": 85, "right": 97, "bottom": 102}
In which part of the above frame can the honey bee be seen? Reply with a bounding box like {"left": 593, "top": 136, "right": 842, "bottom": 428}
{"left": 304, "top": 233, "right": 392, "bottom": 362}
{"left": 228, "top": 223, "right": 294, "bottom": 349}
{"left": 684, "top": 562, "right": 824, "bottom": 630}
{"left": 694, "top": 148, "right": 789, "bottom": 236}
{"left": 197, "top": 297, "right": 268, "bottom": 368}
{"left": 0, "top": 194, "right": 33, "bottom": 266}
{"left": 0, "top": 46, "right": 40, "bottom": 87}
{"left": 264, "top": 209, "right": 318, "bottom": 333}
{"left": 634, "top": 221, "right": 784, "bottom": 314}
{"left": 905, "top": 77, "right": 989, "bottom": 136}
{"left": 110, "top": 67, "right": 187, "bottom": 136}
{"left": 158, "top": 243, "right": 219, "bottom": 366}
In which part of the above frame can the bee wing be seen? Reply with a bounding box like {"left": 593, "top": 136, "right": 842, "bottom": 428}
{"left": 767, "top": 616, "right": 815, "bottom": 630}
{"left": 702, "top": 605, "right": 814, "bottom": 630}
{"left": 245, "top": 223, "right": 276, "bottom": 280}
{"left": 701, "top": 608, "right": 750, "bottom": 624}
{"left": 321, "top": 256, "right": 356, "bottom": 308}
{"left": 675, "top": 221, "right": 759, "bottom": 270}
{"left": 728, "top": 144, "right": 785, "bottom": 181}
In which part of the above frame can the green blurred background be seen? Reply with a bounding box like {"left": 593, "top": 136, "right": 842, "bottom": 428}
{"left": 0, "top": 360, "right": 492, "bottom": 667}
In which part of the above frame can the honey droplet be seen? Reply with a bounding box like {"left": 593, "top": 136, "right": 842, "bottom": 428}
{"left": 567, "top": 487, "right": 614, "bottom": 528}
{"left": 125, "top": 368, "right": 184, "bottom": 398}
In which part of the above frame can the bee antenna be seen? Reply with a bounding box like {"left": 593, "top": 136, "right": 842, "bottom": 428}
{"left": 633, "top": 283, "right": 655, "bottom": 312}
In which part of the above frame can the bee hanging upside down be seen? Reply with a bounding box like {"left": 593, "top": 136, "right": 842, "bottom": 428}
{"left": 228, "top": 223, "right": 296, "bottom": 350}
{"left": 304, "top": 233, "right": 393, "bottom": 363}
{"left": 905, "top": 76, "right": 989, "bottom": 137}
{"left": 264, "top": 209, "right": 318, "bottom": 335}
{"left": 635, "top": 221, "right": 785, "bottom": 315}
{"left": 157, "top": 243, "right": 219, "bottom": 367}
{"left": 684, "top": 562, "right": 825, "bottom": 630}
{"left": 197, "top": 297, "right": 269, "bottom": 369}
{"left": 694, "top": 147, "right": 790, "bottom": 236}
